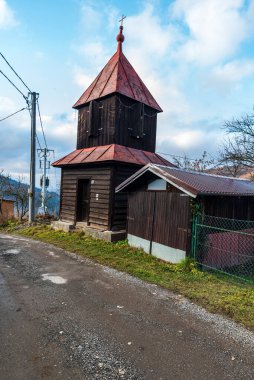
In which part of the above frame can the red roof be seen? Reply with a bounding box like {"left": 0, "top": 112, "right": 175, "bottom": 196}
{"left": 73, "top": 27, "right": 162, "bottom": 112}
{"left": 116, "top": 164, "right": 254, "bottom": 197}
{"left": 52, "top": 145, "right": 173, "bottom": 167}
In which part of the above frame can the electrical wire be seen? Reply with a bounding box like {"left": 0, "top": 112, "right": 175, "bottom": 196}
{"left": 0, "top": 52, "right": 31, "bottom": 92}
{"left": 0, "top": 70, "right": 28, "bottom": 101}
{"left": 157, "top": 151, "right": 213, "bottom": 163}
{"left": 36, "top": 100, "right": 48, "bottom": 149}
{"left": 0, "top": 107, "right": 27, "bottom": 122}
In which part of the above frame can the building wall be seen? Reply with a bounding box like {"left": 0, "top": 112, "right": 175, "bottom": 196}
{"left": 200, "top": 196, "right": 254, "bottom": 220}
{"left": 60, "top": 163, "right": 141, "bottom": 230}
{"left": 76, "top": 94, "right": 157, "bottom": 152}
{"left": 77, "top": 96, "right": 117, "bottom": 150}
{"left": 60, "top": 165, "right": 112, "bottom": 228}
{"left": 127, "top": 191, "right": 191, "bottom": 263}
{"left": 0, "top": 200, "right": 14, "bottom": 223}
{"left": 111, "top": 164, "right": 140, "bottom": 230}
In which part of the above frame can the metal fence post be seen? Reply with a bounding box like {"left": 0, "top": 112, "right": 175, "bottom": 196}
{"left": 191, "top": 214, "right": 198, "bottom": 261}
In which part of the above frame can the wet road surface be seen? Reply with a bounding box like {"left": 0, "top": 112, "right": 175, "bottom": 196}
{"left": 1, "top": 233, "right": 254, "bottom": 379}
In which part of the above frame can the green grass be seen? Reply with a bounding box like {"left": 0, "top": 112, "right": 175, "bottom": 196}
{"left": 1, "top": 222, "right": 254, "bottom": 330}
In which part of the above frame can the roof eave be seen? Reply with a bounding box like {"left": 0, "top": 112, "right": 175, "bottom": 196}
{"left": 72, "top": 92, "right": 163, "bottom": 112}
{"left": 116, "top": 163, "right": 198, "bottom": 198}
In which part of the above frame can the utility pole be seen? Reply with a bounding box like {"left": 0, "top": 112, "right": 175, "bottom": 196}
{"left": 42, "top": 147, "right": 47, "bottom": 214}
{"left": 37, "top": 147, "right": 54, "bottom": 214}
{"left": 28, "top": 92, "right": 38, "bottom": 223}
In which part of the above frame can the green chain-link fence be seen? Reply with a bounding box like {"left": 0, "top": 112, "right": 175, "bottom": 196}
{"left": 192, "top": 214, "right": 254, "bottom": 282}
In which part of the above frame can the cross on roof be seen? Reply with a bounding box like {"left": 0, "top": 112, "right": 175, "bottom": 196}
{"left": 119, "top": 15, "right": 126, "bottom": 27}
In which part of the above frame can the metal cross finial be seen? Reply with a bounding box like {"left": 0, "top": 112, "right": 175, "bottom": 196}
{"left": 119, "top": 14, "right": 126, "bottom": 27}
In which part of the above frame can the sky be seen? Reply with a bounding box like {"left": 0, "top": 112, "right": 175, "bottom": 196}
{"left": 0, "top": 0, "right": 254, "bottom": 190}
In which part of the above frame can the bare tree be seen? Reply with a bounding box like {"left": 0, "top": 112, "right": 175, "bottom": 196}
{"left": 217, "top": 154, "right": 243, "bottom": 177}
{"left": 0, "top": 170, "right": 10, "bottom": 199}
{"left": 220, "top": 113, "right": 254, "bottom": 168}
{"left": 173, "top": 151, "right": 215, "bottom": 172}
{"left": 7, "top": 176, "right": 29, "bottom": 221}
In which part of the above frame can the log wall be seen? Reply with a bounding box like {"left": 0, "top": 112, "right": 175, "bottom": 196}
{"left": 60, "top": 163, "right": 141, "bottom": 230}
{"left": 76, "top": 94, "right": 157, "bottom": 152}
{"left": 60, "top": 166, "right": 112, "bottom": 228}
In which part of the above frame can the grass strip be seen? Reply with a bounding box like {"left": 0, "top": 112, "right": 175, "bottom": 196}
{"left": 2, "top": 223, "right": 254, "bottom": 330}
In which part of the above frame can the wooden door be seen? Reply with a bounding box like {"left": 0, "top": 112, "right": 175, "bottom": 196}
{"left": 76, "top": 179, "right": 90, "bottom": 222}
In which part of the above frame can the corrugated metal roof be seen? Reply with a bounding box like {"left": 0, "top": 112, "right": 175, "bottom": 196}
{"left": 52, "top": 145, "right": 173, "bottom": 167}
{"left": 73, "top": 29, "right": 162, "bottom": 112}
{"left": 115, "top": 164, "right": 254, "bottom": 197}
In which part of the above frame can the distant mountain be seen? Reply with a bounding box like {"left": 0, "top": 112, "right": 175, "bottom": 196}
{"left": 0, "top": 175, "right": 60, "bottom": 216}
{"left": 207, "top": 165, "right": 254, "bottom": 180}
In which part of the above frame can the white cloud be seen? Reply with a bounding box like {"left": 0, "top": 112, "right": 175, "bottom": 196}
{"left": 0, "top": 96, "right": 15, "bottom": 115}
{"left": 73, "top": 66, "right": 95, "bottom": 89}
{"left": 171, "top": 130, "right": 204, "bottom": 149}
{"left": 69, "top": 0, "right": 254, "bottom": 161}
{"left": 80, "top": 3, "right": 102, "bottom": 32}
{"left": 80, "top": 2, "right": 119, "bottom": 34}
{"left": 0, "top": 0, "right": 17, "bottom": 29}
{"left": 126, "top": 4, "right": 175, "bottom": 58}
{"left": 207, "top": 59, "right": 254, "bottom": 91}
{"left": 171, "top": 0, "right": 252, "bottom": 65}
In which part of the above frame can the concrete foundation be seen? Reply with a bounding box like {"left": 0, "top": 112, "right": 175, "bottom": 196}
{"left": 128, "top": 234, "right": 186, "bottom": 263}
{"left": 51, "top": 220, "right": 75, "bottom": 232}
{"left": 51, "top": 220, "right": 126, "bottom": 243}
{"left": 76, "top": 224, "right": 126, "bottom": 242}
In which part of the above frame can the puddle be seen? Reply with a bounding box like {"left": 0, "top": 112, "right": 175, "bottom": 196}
{"left": 48, "top": 251, "right": 60, "bottom": 258}
{"left": 0, "top": 235, "right": 29, "bottom": 242}
{"left": 3, "top": 249, "right": 21, "bottom": 255}
{"left": 42, "top": 273, "right": 67, "bottom": 284}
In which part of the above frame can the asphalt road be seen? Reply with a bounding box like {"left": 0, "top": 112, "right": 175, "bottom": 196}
{"left": 1, "top": 233, "right": 254, "bottom": 380}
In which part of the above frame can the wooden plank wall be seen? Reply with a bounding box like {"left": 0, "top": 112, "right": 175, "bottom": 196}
{"left": 76, "top": 94, "right": 157, "bottom": 153}
{"left": 115, "top": 95, "right": 157, "bottom": 152}
{"left": 128, "top": 192, "right": 190, "bottom": 251}
{"left": 0, "top": 200, "right": 14, "bottom": 223}
{"left": 201, "top": 196, "right": 254, "bottom": 220}
{"left": 111, "top": 164, "right": 141, "bottom": 230}
{"left": 60, "top": 166, "right": 112, "bottom": 228}
{"left": 77, "top": 97, "right": 116, "bottom": 149}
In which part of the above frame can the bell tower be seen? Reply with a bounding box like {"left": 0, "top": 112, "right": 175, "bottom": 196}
{"left": 53, "top": 22, "right": 172, "bottom": 238}
{"left": 73, "top": 23, "right": 162, "bottom": 153}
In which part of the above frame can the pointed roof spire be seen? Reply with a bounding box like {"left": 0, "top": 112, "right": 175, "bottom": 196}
{"left": 116, "top": 15, "right": 126, "bottom": 52}
{"left": 73, "top": 19, "right": 162, "bottom": 112}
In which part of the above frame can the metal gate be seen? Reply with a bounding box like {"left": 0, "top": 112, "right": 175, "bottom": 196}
{"left": 192, "top": 214, "right": 254, "bottom": 282}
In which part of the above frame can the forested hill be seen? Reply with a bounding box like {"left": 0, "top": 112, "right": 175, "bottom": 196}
{"left": 0, "top": 174, "right": 59, "bottom": 216}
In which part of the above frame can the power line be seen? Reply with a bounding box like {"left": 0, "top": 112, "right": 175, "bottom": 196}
{"left": 0, "top": 52, "right": 31, "bottom": 92}
{"left": 0, "top": 107, "right": 27, "bottom": 122}
{"left": 36, "top": 134, "right": 42, "bottom": 150}
{"left": 37, "top": 100, "right": 48, "bottom": 149}
{"left": 0, "top": 69, "right": 28, "bottom": 101}
{"left": 157, "top": 151, "right": 204, "bottom": 162}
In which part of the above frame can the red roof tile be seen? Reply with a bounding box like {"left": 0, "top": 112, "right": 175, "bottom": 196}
{"left": 52, "top": 145, "right": 173, "bottom": 167}
{"left": 73, "top": 31, "right": 162, "bottom": 112}
{"left": 116, "top": 164, "right": 254, "bottom": 197}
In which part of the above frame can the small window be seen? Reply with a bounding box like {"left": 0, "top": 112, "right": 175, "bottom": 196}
{"left": 148, "top": 179, "right": 167, "bottom": 190}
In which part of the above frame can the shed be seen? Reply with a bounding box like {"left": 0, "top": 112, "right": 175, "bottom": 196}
{"left": 0, "top": 198, "right": 15, "bottom": 223}
{"left": 116, "top": 164, "right": 254, "bottom": 263}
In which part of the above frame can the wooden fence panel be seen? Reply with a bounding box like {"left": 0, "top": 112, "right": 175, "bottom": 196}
{"left": 128, "top": 192, "right": 155, "bottom": 241}
{"left": 127, "top": 192, "right": 190, "bottom": 251}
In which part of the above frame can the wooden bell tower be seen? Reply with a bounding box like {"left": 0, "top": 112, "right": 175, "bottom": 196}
{"left": 74, "top": 23, "right": 162, "bottom": 153}
{"left": 53, "top": 22, "right": 172, "bottom": 239}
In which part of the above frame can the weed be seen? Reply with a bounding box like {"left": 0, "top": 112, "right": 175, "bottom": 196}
{"left": 2, "top": 223, "right": 254, "bottom": 330}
